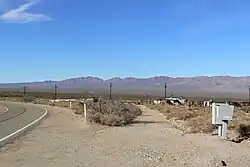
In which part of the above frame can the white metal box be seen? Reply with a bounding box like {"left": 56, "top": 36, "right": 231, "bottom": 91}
{"left": 212, "top": 103, "right": 234, "bottom": 124}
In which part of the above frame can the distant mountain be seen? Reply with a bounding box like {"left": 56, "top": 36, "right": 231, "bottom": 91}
{"left": 0, "top": 76, "right": 250, "bottom": 99}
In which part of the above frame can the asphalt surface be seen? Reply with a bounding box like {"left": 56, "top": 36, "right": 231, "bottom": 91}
{"left": 0, "top": 105, "right": 8, "bottom": 114}
{"left": 0, "top": 102, "right": 47, "bottom": 139}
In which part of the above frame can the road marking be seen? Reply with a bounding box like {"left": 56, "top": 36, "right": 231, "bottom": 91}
{"left": 0, "top": 107, "right": 9, "bottom": 115}
{"left": 0, "top": 107, "right": 48, "bottom": 143}
{"left": 4, "top": 107, "right": 8, "bottom": 113}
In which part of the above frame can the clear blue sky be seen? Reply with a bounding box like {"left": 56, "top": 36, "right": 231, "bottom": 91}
{"left": 0, "top": 0, "right": 250, "bottom": 83}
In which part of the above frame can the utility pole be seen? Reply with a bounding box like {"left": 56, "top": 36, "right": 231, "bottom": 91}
{"left": 248, "top": 85, "right": 250, "bottom": 103}
{"left": 54, "top": 84, "right": 58, "bottom": 100}
{"left": 109, "top": 83, "right": 112, "bottom": 100}
{"left": 99, "top": 97, "right": 102, "bottom": 112}
{"left": 23, "top": 85, "right": 26, "bottom": 96}
{"left": 164, "top": 83, "right": 167, "bottom": 98}
{"left": 23, "top": 85, "right": 27, "bottom": 103}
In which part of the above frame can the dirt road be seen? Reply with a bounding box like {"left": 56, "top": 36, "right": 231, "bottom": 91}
{"left": 0, "top": 104, "right": 250, "bottom": 167}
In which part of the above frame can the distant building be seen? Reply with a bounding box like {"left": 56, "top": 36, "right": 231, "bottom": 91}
{"left": 154, "top": 96, "right": 187, "bottom": 105}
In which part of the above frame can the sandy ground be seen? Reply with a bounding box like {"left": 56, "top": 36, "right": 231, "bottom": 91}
{"left": 1, "top": 104, "right": 250, "bottom": 167}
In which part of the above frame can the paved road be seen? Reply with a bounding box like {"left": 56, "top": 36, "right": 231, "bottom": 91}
{"left": 0, "top": 102, "right": 47, "bottom": 140}
{"left": 0, "top": 105, "right": 8, "bottom": 114}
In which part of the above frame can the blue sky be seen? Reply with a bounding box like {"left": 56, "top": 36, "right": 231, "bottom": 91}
{"left": 1, "top": 0, "right": 250, "bottom": 83}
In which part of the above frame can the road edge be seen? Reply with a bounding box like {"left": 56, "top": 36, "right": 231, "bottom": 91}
{"left": 0, "top": 106, "right": 48, "bottom": 148}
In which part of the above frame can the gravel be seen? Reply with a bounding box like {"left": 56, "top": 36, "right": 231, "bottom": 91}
{"left": 0, "top": 104, "right": 250, "bottom": 167}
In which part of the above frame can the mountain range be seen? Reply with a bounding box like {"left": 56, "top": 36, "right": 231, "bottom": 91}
{"left": 0, "top": 76, "right": 250, "bottom": 99}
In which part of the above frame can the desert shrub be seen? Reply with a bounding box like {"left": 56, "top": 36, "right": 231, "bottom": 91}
{"left": 173, "top": 111, "right": 199, "bottom": 120}
{"left": 74, "top": 102, "right": 85, "bottom": 115}
{"left": 229, "top": 111, "right": 250, "bottom": 130}
{"left": 93, "top": 97, "right": 99, "bottom": 103}
{"left": 23, "top": 95, "right": 36, "bottom": 103}
{"left": 33, "top": 98, "right": 51, "bottom": 105}
{"left": 240, "top": 106, "right": 250, "bottom": 113}
{"left": 122, "top": 103, "right": 142, "bottom": 116}
{"left": 100, "top": 114, "right": 124, "bottom": 126}
{"left": 50, "top": 101, "right": 71, "bottom": 108}
{"left": 235, "top": 124, "right": 250, "bottom": 138}
{"left": 91, "top": 112, "right": 102, "bottom": 123}
{"left": 159, "top": 106, "right": 209, "bottom": 121}
{"left": 80, "top": 101, "right": 142, "bottom": 126}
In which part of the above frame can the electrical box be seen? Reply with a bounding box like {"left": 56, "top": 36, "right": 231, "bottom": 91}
{"left": 212, "top": 103, "right": 234, "bottom": 124}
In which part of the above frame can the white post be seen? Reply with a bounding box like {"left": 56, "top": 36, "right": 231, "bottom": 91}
{"left": 69, "top": 100, "right": 72, "bottom": 109}
{"left": 221, "top": 120, "right": 228, "bottom": 140}
{"left": 83, "top": 102, "right": 87, "bottom": 119}
{"left": 218, "top": 125, "right": 222, "bottom": 137}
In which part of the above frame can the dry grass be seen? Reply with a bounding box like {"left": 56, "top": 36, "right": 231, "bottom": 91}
{"left": 229, "top": 109, "right": 250, "bottom": 139}
{"left": 33, "top": 98, "right": 52, "bottom": 105}
{"left": 228, "top": 110, "right": 250, "bottom": 130}
{"left": 238, "top": 106, "right": 250, "bottom": 113}
{"left": 0, "top": 97, "right": 23, "bottom": 102}
{"left": 77, "top": 100, "right": 142, "bottom": 126}
{"left": 146, "top": 103, "right": 250, "bottom": 138}
{"left": 185, "top": 115, "right": 213, "bottom": 133}
{"left": 146, "top": 103, "right": 213, "bottom": 133}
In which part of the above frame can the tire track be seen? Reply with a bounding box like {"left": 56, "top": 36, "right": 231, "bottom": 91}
{"left": 0, "top": 107, "right": 26, "bottom": 123}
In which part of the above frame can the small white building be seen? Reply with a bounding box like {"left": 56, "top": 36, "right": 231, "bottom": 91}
{"left": 153, "top": 97, "right": 187, "bottom": 105}
{"left": 153, "top": 99, "right": 162, "bottom": 105}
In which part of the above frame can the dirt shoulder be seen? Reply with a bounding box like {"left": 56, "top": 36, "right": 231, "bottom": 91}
{"left": 0, "top": 104, "right": 250, "bottom": 167}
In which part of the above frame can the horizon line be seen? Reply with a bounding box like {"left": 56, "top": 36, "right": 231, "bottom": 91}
{"left": 1, "top": 75, "right": 250, "bottom": 84}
